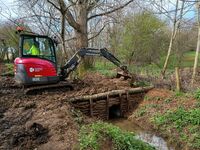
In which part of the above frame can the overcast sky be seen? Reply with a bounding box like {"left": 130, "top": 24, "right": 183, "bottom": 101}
{"left": 0, "top": 0, "right": 196, "bottom": 23}
{"left": 0, "top": 0, "right": 17, "bottom": 21}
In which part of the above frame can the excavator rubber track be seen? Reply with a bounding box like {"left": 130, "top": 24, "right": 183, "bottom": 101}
{"left": 24, "top": 81, "right": 74, "bottom": 95}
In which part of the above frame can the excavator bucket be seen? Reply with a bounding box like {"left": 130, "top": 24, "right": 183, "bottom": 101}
{"left": 116, "top": 71, "right": 132, "bottom": 80}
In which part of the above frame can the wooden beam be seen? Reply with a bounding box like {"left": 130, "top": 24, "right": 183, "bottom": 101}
{"left": 68, "top": 86, "right": 154, "bottom": 102}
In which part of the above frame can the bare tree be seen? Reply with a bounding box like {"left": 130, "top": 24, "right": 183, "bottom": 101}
{"left": 18, "top": 0, "right": 134, "bottom": 71}
{"left": 162, "top": 0, "right": 185, "bottom": 77}
{"left": 191, "top": 1, "right": 200, "bottom": 85}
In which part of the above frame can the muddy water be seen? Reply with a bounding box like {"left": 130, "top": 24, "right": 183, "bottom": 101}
{"left": 111, "top": 119, "right": 175, "bottom": 150}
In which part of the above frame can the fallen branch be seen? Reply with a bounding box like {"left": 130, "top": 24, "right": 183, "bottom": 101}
{"left": 69, "top": 86, "right": 154, "bottom": 102}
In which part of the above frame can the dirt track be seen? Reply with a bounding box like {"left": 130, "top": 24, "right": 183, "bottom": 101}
{"left": 0, "top": 73, "right": 134, "bottom": 149}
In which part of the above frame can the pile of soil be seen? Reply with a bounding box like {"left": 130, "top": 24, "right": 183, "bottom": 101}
{"left": 67, "top": 73, "right": 132, "bottom": 97}
{"left": 0, "top": 71, "right": 133, "bottom": 149}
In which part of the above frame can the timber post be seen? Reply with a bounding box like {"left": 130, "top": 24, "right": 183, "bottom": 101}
{"left": 106, "top": 95, "right": 109, "bottom": 120}
{"left": 66, "top": 86, "right": 154, "bottom": 120}
{"left": 119, "top": 93, "right": 123, "bottom": 116}
{"left": 126, "top": 91, "right": 130, "bottom": 111}
{"left": 89, "top": 98, "right": 93, "bottom": 117}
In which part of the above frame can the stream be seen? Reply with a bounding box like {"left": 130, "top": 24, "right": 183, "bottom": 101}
{"left": 111, "top": 118, "right": 176, "bottom": 150}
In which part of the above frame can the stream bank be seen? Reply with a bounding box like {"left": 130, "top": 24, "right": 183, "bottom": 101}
{"left": 128, "top": 88, "right": 200, "bottom": 150}
{"left": 111, "top": 118, "right": 176, "bottom": 150}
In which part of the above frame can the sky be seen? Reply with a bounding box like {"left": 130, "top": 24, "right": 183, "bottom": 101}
{"left": 0, "top": 0, "right": 18, "bottom": 21}
{"left": 0, "top": 0, "right": 197, "bottom": 23}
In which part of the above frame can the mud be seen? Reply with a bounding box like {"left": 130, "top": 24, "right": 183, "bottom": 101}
{"left": 11, "top": 123, "right": 49, "bottom": 148}
{"left": 0, "top": 71, "right": 134, "bottom": 149}
{"left": 0, "top": 76, "right": 76, "bottom": 149}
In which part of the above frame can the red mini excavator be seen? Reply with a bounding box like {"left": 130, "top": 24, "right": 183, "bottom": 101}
{"left": 14, "top": 28, "right": 130, "bottom": 94}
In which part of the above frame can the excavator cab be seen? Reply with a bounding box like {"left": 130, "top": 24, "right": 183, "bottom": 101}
{"left": 20, "top": 34, "right": 57, "bottom": 62}
{"left": 14, "top": 34, "right": 59, "bottom": 85}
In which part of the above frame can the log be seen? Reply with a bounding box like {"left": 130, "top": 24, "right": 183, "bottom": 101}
{"left": 68, "top": 86, "right": 154, "bottom": 102}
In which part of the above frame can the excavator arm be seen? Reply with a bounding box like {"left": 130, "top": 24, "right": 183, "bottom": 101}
{"left": 60, "top": 48, "right": 130, "bottom": 80}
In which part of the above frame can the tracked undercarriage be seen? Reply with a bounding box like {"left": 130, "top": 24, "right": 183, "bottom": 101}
{"left": 23, "top": 81, "right": 74, "bottom": 95}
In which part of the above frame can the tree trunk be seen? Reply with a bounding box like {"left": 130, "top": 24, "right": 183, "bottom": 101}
{"left": 192, "top": 5, "right": 200, "bottom": 85}
{"left": 175, "top": 67, "right": 181, "bottom": 92}
{"left": 6, "top": 49, "right": 9, "bottom": 62}
{"left": 61, "top": 11, "right": 68, "bottom": 58}
{"left": 162, "top": 36, "right": 174, "bottom": 76}
{"left": 162, "top": 0, "right": 182, "bottom": 77}
{"left": 75, "top": 2, "right": 93, "bottom": 76}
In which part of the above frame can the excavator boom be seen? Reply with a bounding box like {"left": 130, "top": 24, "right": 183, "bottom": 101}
{"left": 60, "top": 48, "right": 130, "bottom": 80}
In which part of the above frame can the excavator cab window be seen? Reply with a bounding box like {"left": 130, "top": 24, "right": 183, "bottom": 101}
{"left": 21, "top": 34, "right": 56, "bottom": 63}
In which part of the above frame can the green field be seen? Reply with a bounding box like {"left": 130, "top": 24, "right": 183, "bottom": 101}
{"left": 91, "top": 51, "right": 200, "bottom": 77}
{"left": 165, "top": 51, "right": 200, "bottom": 68}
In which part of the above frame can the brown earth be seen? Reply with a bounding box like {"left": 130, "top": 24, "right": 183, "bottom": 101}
{"left": 0, "top": 77, "right": 79, "bottom": 149}
{"left": 0, "top": 72, "right": 133, "bottom": 150}
{"left": 131, "top": 88, "right": 197, "bottom": 122}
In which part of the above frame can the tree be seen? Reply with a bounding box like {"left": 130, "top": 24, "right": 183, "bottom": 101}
{"left": 17, "top": 0, "right": 134, "bottom": 73}
{"left": 161, "top": 0, "right": 185, "bottom": 77}
{"left": 192, "top": 2, "right": 200, "bottom": 85}
{"left": 110, "top": 11, "right": 168, "bottom": 66}
{"left": 0, "top": 22, "right": 19, "bottom": 62}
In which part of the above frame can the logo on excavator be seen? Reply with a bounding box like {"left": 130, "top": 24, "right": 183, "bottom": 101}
{"left": 29, "top": 67, "right": 43, "bottom": 73}
{"left": 29, "top": 68, "right": 34, "bottom": 72}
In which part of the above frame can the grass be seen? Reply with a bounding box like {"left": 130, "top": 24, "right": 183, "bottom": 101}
{"left": 90, "top": 51, "right": 200, "bottom": 78}
{"left": 194, "top": 88, "right": 200, "bottom": 101}
{"left": 1, "top": 63, "right": 14, "bottom": 76}
{"left": 179, "top": 51, "right": 200, "bottom": 67}
{"left": 79, "top": 121, "right": 155, "bottom": 150}
{"left": 92, "top": 60, "right": 165, "bottom": 77}
{"left": 4, "top": 51, "right": 198, "bottom": 78}
{"left": 135, "top": 106, "right": 147, "bottom": 117}
{"left": 89, "top": 61, "right": 116, "bottom": 77}
{"left": 153, "top": 107, "right": 200, "bottom": 128}
{"left": 153, "top": 107, "right": 200, "bottom": 149}
{"left": 157, "top": 51, "right": 200, "bottom": 69}
{"left": 162, "top": 51, "right": 200, "bottom": 69}
{"left": 5, "top": 63, "right": 14, "bottom": 71}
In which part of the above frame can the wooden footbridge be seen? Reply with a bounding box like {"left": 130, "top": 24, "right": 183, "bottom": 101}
{"left": 67, "top": 86, "right": 153, "bottom": 120}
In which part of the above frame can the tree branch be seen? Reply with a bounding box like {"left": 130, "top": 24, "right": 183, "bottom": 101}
{"left": 47, "top": 0, "right": 60, "bottom": 10}
{"left": 87, "top": 0, "right": 134, "bottom": 21}
{"left": 88, "top": 21, "right": 114, "bottom": 41}
{"left": 46, "top": 0, "right": 80, "bottom": 32}
{"left": 65, "top": 9, "right": 80, "bottom": 31}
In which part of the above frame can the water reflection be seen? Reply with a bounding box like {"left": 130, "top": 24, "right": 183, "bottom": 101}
{"left": 136, "top": 132, "right": 174, "bottom": 150}
{"left": 111, "top": 119, "right": 175, "bottom": 150}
